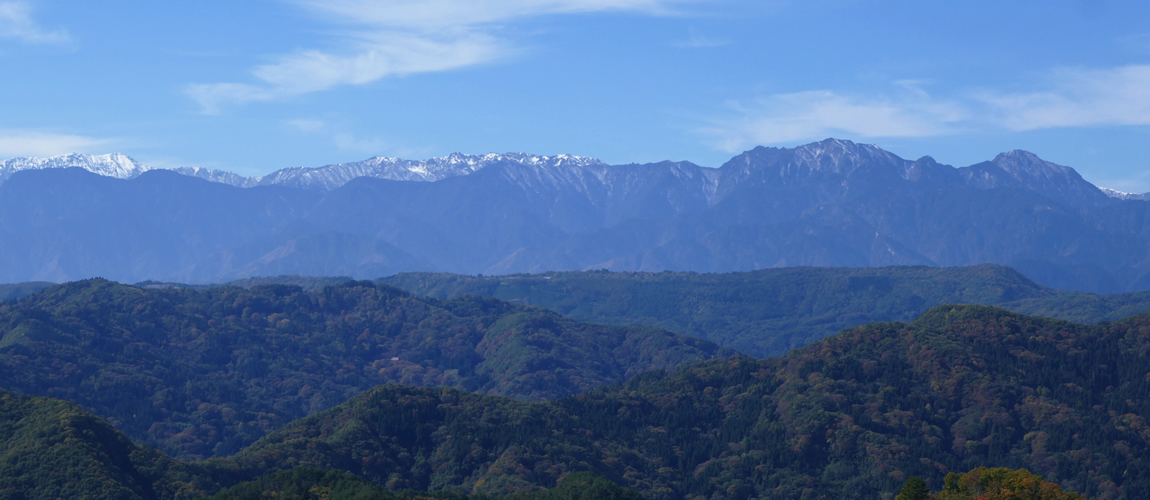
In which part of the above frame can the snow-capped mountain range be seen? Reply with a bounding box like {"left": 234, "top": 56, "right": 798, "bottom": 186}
{"left": 2, "top": 149, "right": 1145, "bottom": 201}
{"left": 0, "top": 153, "right": 151, "bottom": 184}
{"left": 6, "top": 139, "right": 1150, "bottom": 293}
{"left": 0, "top": 152, "right": 606, "bottom": 191}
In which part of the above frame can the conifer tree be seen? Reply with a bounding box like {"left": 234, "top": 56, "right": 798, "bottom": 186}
{"left": 896, "top": 477, "right": 930, "bottom": 500}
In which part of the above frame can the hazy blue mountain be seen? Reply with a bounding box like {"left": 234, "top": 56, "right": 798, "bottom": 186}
{"left": 3, "top": 140, "right": 1150, "bottom": 292}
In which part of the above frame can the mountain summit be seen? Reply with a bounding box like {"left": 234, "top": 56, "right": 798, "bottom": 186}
{"left": 1, "top": 140, "right": 1148, "bottom": 292}
{"left": 0, "top": 152, "right": 149, "bottom": 184}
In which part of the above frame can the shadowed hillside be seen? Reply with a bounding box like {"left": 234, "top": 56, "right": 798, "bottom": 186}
{"left": 215, "top": 305, "right": 1150, "bottom": 499}
{"left": 381, "top": 265, "right": 1150, "bottom": 357}
{"left": 0, "top": 279, "right": 732, "bottom": 460}
{"left": 4, "top": 305, "right": 1146, "bottom": 499}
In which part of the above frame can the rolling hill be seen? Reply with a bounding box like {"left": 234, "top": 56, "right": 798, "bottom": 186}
{"left": 381, "top": 264, "right": 1150, "bottom": 357}
{"left": 0, "top": 279, "right": 731, "bottom": 460}
{"left": 2, "top": 305, "right": 1143, "bottom": 498}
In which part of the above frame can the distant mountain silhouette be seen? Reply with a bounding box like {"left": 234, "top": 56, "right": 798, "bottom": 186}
{"left": 1, "top": 139, "right": 1147, "bottom": 292}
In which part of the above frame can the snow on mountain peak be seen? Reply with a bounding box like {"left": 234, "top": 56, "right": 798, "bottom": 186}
{"left": 0, "top": 152, "right": 150, "bottom": 184}
{"left": 174, "top": 152, "right": 608, "bottom": 191}
{"left": 1100, "top": 187, "right": 1150, "bottom": 201}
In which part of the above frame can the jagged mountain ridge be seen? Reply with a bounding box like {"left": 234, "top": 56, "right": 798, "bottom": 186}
{"left": 2, "top": 141, "right": 1140, "bottom": 201}
{"left": 169, "top": 152, "right": 610, "bottom": 190}
{"left": 0, "top": 151, "right": 608, "bottom": 191}
{"left": 4, "top": 139, "right": 1150, "bottom": 292}
{"left": 0, "top": 152, "right": 150, "bottom": 184}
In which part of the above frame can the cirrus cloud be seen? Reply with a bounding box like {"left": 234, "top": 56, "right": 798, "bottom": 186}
{"left": 188, "top": 0, "right": 699, "bottom": 114}
{"left": 0, "top": 131, "right": 113, "bottom": 158}
{"left": 978, "top": 65, "right": 1150, "bottom": 131}
{"left": 703, "top": 65, "right": 1150, "bottom": 152}
{"left": 293, "top": 0, "right": 688, "bottom": 29}
{"left": 702, "top": 82, "right": 967, "bottom": 152}
{"left": 0, "top": 1, "right": 68, "bottom": 44}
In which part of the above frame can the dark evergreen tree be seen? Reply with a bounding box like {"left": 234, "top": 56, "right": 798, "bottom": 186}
{"left": 895, "top": 477, "right": 929, "bottom": 500}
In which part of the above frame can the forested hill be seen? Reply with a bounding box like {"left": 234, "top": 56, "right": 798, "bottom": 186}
{"left": 0, "top": 389, "right": 647, "bottom": 499}
{"left": 8, "top": 264, "right": 1150, "bottom": 358}
{"left": 2, "top": 305, "right": 1141, "bottom": 499}
{"left": 216, "top": 305, "right": 1150, "bottom": 499}
{"left": 0, "top": 281, "right": 53, "bottom": 301}
{"left": 380, "top": 264, "right": 1150, "bottom": 357}
{"left": 379, "top": 265, "right": 1054, "bottom": 356}
{"left": 0, "top": 279, "right": 732, "bottom": 460}
{"left": 0, "top": 389, "right": 216, "bottom": 499}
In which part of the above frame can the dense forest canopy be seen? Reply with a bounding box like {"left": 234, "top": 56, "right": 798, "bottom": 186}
{"left": 2, "top": 304, "right": 1145, "bottom": 499}
{"left": 208, "top": 305, "right": 1150, "bottom": 499}
{"left": 0, "top": 279, "right": 730, "bottom": 460}
{"left": 379, "top": 265, "right": 1089, "bottom": 356}
{"left": 8, "top": 263, "right": 1150, "bottom": 358}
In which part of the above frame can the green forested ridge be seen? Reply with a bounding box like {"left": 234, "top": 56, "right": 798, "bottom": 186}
{"left": 380, "top": 265, "right": 1150, "bottom": 357}
{"left": 220, "top": 276, "right": 356, "bottom": 291}
{"left": 0, "top": 281, "right": 53, "bottom": 302}
{"left": 7, "top": 264, "right": 1150, "bottom": 359}
{"left": 0, "top": 392, "right": 640, "bottom": 500}
{"left": 201, "top": 469, "right": 643, "bottom": 500}
{"left": 0, "top": 388, "right": 233, "bottom": 500}
{"left": 998, "top": 290, "right": 1150, "bottom": 325}
{"left": 210, "top": 304, "right": 1150, "bottom": 499}
{"left": 2, "top": 305, "right": 1142, "bottom": 499}
{"left": 0, "top": 279, "right": 731, "bottom": 460}
{"left": 378, "top": 265, "right": 1059, "bottom": 356}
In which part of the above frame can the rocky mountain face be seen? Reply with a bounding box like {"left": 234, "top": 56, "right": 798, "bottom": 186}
{"left": 2, "top": 139, "right": 1149, "bottom": 292}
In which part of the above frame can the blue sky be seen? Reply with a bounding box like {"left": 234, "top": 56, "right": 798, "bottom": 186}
{"left": 2, "top": 0, "right": 1150, "bottom": 190}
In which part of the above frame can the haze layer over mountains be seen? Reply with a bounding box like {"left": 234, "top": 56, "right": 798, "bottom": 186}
{"left": 2, "top": 138, "right": 1147, "bottom": 293}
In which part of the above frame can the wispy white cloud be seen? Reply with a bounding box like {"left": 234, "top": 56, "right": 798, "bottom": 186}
{"left": 284, "top": 117, "right": 396, "bottom": 155}
{"left": 285, "top": 118, "right": 327, "bottom": 133}
{"left": 292, "top": 0, "right": 690, "bottom": 30}
{"left": 673, "top": 27, "right": 728, "bottom": 48}
{"left": 0, "top": 2, "right": 68, "bottom": 44}
{"left": 189, "top": 0, "right": 697, "bottom": 113}
{"left": 702, "top": 82, "right": 966, "bottom": 152}
{"left": 978, "top": 65, "right": 1150, "bottom": 131}
{"left": 333, "top": 132, "right": 388, "bottom": 153}
{"left": 188, "top": 31, "right": 508, "bottom": 113}
{"left": 0, "top": 131, "right": 112, "bottom": 158}
{"left": 702, "top": 65, "right": 1150, "bottom": 152}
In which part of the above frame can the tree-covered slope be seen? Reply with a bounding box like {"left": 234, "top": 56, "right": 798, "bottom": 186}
{"left": 218, "top": 305, "right": 1150, "bottom": 500}
{"left": 997, "top": 289, "right": 1150, "bottom": 324}
{"left": 380, "top": 265, "right": 1150, "bottom": 357}
{"left": 379, "top": 265, "right": 1061, "bottom": 356}
{"left": 0, "top": 279, "right": 732, "bottom": 460}
{"left": 0, "top": 390, "right": 642, "bottom": 500}
{"left": 929, "top": 467, "right": 1086, "bottom": 500}
{"left": 0, "top": 389, "right": 231, "bottom": 500}
{"left": 202, "top": 468, "right": 643, "bottom": 500}
{"left": 3, "top": 305, "right": 1140, "bottom": 499}
{"left": 0, "top": 281, "right": 53, "bottom": 302}
{"left": 10, "top": 264, "right": 1150, "bottom": 359}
